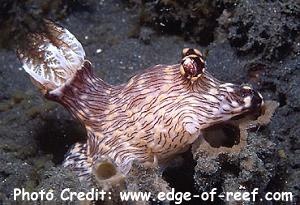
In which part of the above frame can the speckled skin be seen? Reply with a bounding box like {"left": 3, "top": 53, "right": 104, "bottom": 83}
{"left": 18, "top": 21, "right": 264, "bottom": 180}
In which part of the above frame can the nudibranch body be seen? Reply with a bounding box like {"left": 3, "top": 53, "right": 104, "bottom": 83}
{"left": 17, "top": 21, "right": 263, "bottom": 180}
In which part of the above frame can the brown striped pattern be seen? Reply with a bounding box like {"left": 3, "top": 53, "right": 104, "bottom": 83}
{"left": 57, "top": 60, "right": 262, "bottom": 178}
{"left": 16, "top": 20, "right": 263, "bottom": 180}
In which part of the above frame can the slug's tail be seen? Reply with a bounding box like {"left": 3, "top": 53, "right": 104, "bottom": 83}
{"left": 63, "top": 143, "right": 92, "bottom": 181}
{"left": 17, "top": 20, "right": 85, "bottom": 92}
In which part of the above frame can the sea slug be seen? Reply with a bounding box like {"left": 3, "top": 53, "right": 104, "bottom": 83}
{"left": 17, "top": 20, "right": 264, "bottom": 181}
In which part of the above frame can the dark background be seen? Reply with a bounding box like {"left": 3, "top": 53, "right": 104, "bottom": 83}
{"left": 0, "top": 0, "right": 299, "bottom": 204}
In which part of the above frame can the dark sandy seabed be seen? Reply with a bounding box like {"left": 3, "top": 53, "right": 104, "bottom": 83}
{"left": 0, "top": 0, "right": 299, "bottom": 204}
